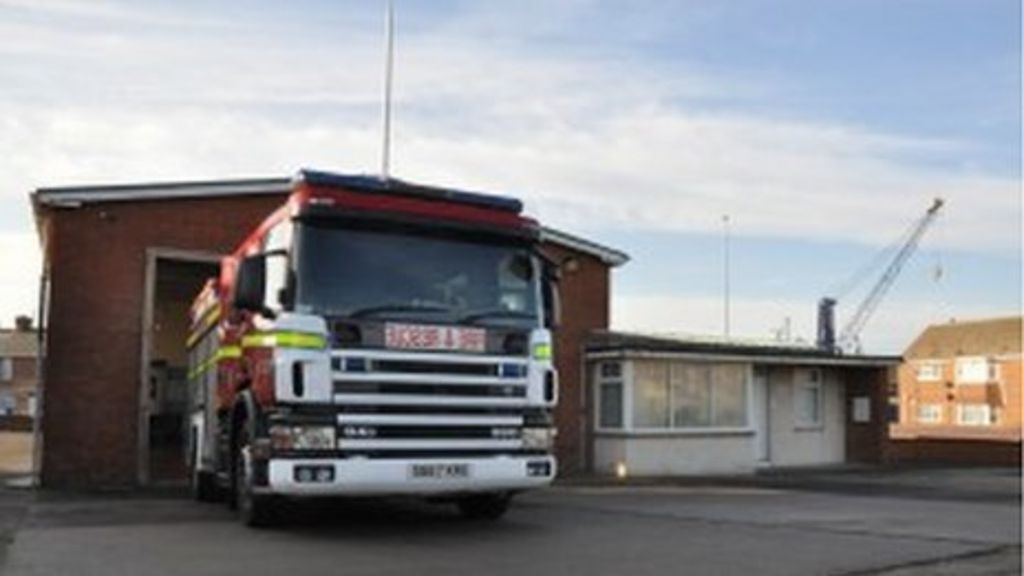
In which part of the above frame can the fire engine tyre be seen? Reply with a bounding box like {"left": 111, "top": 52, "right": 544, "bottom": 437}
{"left": 191, "top": 469, "right": 221, "bottom": 503}
{"left": 457, "top": 493, "right": 512, "bottom": 520}
{"left": 234, "top": 429, "right": 278, "bottom": 528}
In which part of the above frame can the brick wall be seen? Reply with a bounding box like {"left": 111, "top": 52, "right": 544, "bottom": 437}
{"left": 41, "top": 196, "right": 282, "bottom": 488}
{"left": 899, "top": 357, "right": 1021, "bottom": 429}
{"left": 892, "top": 355, "right": 1022, "bottom": 466}
{"left": 0, "top": 357, "right": 37, "bottom": 416}
{"left": 844, "top": 367, "right": 893, "bottom": 463}
{"left": 539, "top": 244, "right": 611, "bottom": 475}
{"left": 884, "top": 437, "right": 1022, "bottom": 467}
{"left": 0, "top": 415, "right": 33, "bottom": 432}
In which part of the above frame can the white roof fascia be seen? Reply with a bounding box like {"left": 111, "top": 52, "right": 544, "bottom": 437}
{"left": 540, "top": 227, "right": 629, "bottom": 267}
{"left": 34, "top": 179, "right": 292, "bottom": 207}
{"left": 586, "top": 349, "right": 900, "bottom": 367}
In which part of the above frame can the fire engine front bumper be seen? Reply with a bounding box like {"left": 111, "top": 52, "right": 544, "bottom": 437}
{"left": 259, "top": 455, "right": 557, "bottom": 497}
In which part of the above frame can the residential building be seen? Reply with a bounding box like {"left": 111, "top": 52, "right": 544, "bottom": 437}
{"left": 585, "top": 332, "right": 898, "bottom": 476}
{"left": 0, "top": 316, "right": 39, "bottom": 418}
{"left": 894, "top": 316, "right": 1022, "bottom": 446}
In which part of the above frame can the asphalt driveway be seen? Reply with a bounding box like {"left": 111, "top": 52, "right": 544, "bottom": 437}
{"left": 1, "top": 467, "right": 1019, "bottom": 576}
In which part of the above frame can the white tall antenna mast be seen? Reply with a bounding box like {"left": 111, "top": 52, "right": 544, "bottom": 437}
{"left": 723, "top": 214, "right": 731, "bottom": 339}
{"left": 380, "top": 0, "right": 395, "bottom": 180}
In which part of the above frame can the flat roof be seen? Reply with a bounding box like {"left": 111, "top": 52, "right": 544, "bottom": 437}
{"left": 586, "top": 330, "right": 900, "bottom": 367}
{"left": 31, "top": 170, "right": 628, "bottom": 268}
{"left": 33, "top": 176, "right": 292, "bottom": 206}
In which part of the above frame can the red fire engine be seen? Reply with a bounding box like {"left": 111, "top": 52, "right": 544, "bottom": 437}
{"left": 186, "top": 170, "right": 559, "bottom": 526}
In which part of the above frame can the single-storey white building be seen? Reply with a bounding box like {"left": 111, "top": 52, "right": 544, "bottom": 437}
{"left": 584, "top": 332, "right": 899, "bottom": 476}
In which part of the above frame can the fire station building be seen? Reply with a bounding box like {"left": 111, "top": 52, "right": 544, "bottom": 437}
{"left": 30, "top": 174, "right": 628, "bottom": 488}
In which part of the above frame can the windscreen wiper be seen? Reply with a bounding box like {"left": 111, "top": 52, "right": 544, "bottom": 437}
{"left": 349, "top": 303, "right": 452, "bottom": 319}
{"left": 460, "top": 309, "right": 537, "bottom": 324}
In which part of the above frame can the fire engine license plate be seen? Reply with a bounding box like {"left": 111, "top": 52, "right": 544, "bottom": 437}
{"left": 410, "top": 463, "right": 471, "bottom": 480}
{"left": 385, "top": 323, "right": 486, "bottom": 352}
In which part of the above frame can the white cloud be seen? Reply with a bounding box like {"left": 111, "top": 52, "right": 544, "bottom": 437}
{"left": 0, "top": 233, "right": 41, "bottom": 327}
{"left": 0, "top": 2, "right": 1018, "bottom": 327}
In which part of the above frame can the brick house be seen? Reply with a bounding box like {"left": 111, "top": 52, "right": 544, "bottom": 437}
{"left": 0, "top": 316, "right": 39, "bottom": 419}
{"left": 30, "top": 174, "right": 627, "bottom": 488}
{"left": 889, "top": 316, "right": 1022, "bottom": 464}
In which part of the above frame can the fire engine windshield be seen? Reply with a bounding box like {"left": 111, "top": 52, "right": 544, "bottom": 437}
{"left": 293, "top": 222, "right": 540, "bottom": 327}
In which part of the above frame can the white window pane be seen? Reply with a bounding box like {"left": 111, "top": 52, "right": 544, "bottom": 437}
{"left": 0, "top": 358, "right": 11, "bottom": 381}
{"left": 916, "top": 363, "right": 941, "bottom": 382}
{"left": 600, "top": 362, "right": 622, "bottom": 379}
{"left": 955, "top": 358, "right": 990, "bottom": 384}
{"left": 671, "top": 364, "right": 710, "bottom": 427}
{"left": 599, "top": 382, "right": 623, "bottom": 429}
{"left": 712, "top": 365, "right": 747, "bottom": 427}
{"left": 957, "top": 404, "right": 991, "bottom": 426}
{"left": 917, "top": 404, "right": 941, "bottom": 424}
{"left": 633, "top": 362, "right": 669, "bottom": 428}
{"left": 796, "top": 382, "right": 822, "bottom": 426}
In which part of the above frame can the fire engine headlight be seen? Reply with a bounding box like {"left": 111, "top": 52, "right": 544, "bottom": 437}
{"left": 522, "top": 427, "right": 555, "bottom": 450}
{"left": 269, "top": 425, "right": 336, "bottom": 451}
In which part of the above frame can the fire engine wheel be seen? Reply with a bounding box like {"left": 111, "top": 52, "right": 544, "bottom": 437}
{"left": 234, "top": 429, "right": 277, "bottom": 528}
{"left": 191, "top": 468, "right": 221, "bottom": 503}
{"left": 456, "top": 493, "right": 512, "bottom": 520}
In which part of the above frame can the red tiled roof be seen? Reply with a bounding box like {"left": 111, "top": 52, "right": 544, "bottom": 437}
{"left": 904, "top": 316, "right": 1022, "bottom": 359}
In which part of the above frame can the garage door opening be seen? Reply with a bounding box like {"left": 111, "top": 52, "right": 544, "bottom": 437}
{"left": 141, "top": 250, "right": 220, "bottom": 486}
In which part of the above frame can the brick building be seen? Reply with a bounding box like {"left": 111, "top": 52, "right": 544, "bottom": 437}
{"left": 889, "top": 316, "right": 1022, "bottom": 465}
{"left": 0, "top": 316, "right": 38, "bottom": 419}
{"left": 31, "top": 174, "right": 627, "bottom": 488}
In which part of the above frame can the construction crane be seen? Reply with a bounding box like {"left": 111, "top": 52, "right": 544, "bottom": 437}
{"left": 817, "top": 197, "right": 945, "bottom": 353}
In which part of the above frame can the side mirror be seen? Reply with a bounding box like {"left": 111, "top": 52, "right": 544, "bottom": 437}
{"left": 234, "top": 254, "right": 266, "bottom": 313}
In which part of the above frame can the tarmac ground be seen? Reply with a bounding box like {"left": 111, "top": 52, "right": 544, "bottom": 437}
{"left": 0, "top": 466, "right": 1019, "bottom": 576}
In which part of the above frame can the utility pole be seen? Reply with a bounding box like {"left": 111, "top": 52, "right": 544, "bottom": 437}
{"left": 723, "top": 214, "right": 731, "bottom": 339}
{"left": 380, "top": 0, "right": 395, "bottom": 180}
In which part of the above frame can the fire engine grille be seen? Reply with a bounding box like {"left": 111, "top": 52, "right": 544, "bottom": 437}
{"left": 342, "top": 358, "right": 499, "bottom": 377}
{"left": 333, "top": 382, "right": 526, "bottom": 398}
{"left": 331, "top": 349, "right": 531, "bottom": 455}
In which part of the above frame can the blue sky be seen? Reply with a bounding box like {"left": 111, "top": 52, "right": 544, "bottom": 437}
{"left": 0, "top": 0, "right": 1019, "bottom": 352}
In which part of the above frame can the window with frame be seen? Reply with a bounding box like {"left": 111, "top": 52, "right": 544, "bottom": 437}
{"left": 0, "top": 392, "right": 13, "bottom": 415}
{"left": 263, "top": 220, "right": 293, "bottom": 312}
{"left": 795, "top": 369, "right": 823, "bottom": 428}
{"left": 0, "top": 358, "right": 11, "bottom": 381}
{"left": 595, "top": 362, "right": 624, "bottom": 430}
{"left": 916, "top": 403, "right": 942, "bottom": 424}
{"left": 915, "top": 362, "right": 942, "bottom": 382}
{"left": 956, "top": 404, "right": 992, "bottom": 426}
{"left": 671, "top": 364, "right": 711, "bottom": 427}
{"left": 711, "top": 364, "right": 748, "bottom": 427}
{"left": 633, "top": 362, "right": 670, "bottom": 428}
{"left": 632, "top": 360, "right": 749, "bottom": 430}
{"left": 955, "top": 357, "right": 993, "bottom": 385}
